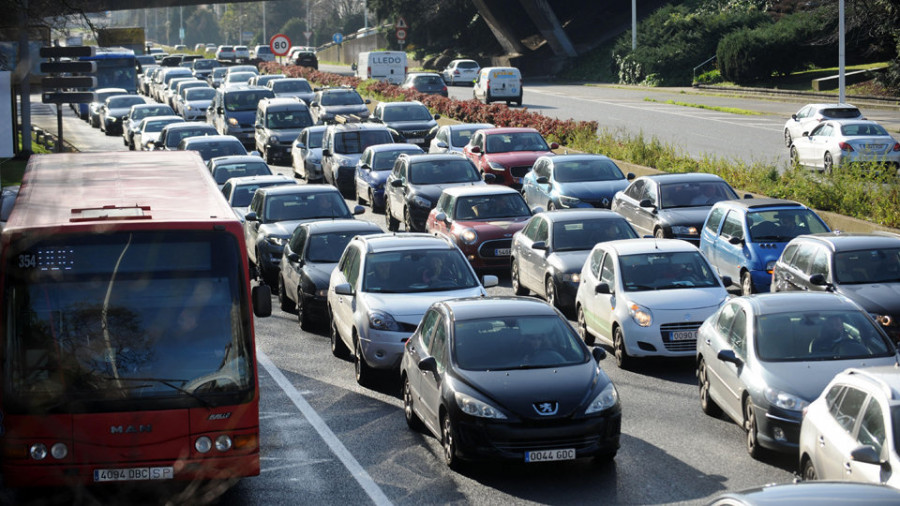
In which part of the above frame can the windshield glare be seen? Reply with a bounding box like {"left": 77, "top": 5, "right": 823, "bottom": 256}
{"left": 754, "top": 310, "right": 893, "bottom": 362}
{"left": 620, "top": 251, "right": 720, "bottom": 291}
{"left": 409, "top": 159, "right": 479, "bottom": 184}
{"left": 834, "top": 248, "right": 900, "bottom": 284}
{"left": 453, "top": 315, "right": 588, "bottom": 370}
{"left": 552, "top": 219, "right": 637, "bottom": 251}
{"left": 362, "top": 250, "right": 478, "bottom": 293}
{"left": 455, "top": 193, "right": 530, "bottom": 220}
{"left": 383, "top": 105, "right": 433, "bottom": 122}
{"left": 485, "top": 132, "right": 549, "bottom": 153}
{"left": 659, "top": 182, "right": 737, "bottom": 208}
{"left": 264, "top": 192, "right": 350, "bottom": 222}
{"left": 554, "top": 159, "right": 624, "bottom": 182}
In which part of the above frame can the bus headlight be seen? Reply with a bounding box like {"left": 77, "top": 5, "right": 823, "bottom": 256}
{"left": 195, "top": 436, "right": 212, "bottom": 453}
{"left": 29, "top": 443, "right": 48, "bottom": 460}
{"left": 215, "top": 435, "right": 233, "bottom": 452}
{"left": 50, "top": 443, "right": 68, "bottom": 459}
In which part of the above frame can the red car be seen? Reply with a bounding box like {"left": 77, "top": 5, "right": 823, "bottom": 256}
{"left": 462, "top": 127, "right": 558, "bottom": 189}
{"left": 426, "top": 185, "right": 532, "bottom": 270}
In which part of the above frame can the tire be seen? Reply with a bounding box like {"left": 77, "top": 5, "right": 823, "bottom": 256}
{"left": 330, "top": 317, "right": 349, "bottom": 358}
{"left": 783, "top": 129, "right": 792, "bottom": 148}
{"left": 802, "top": 457, "right": 818, "bottom": 481}
{"left": 698, "top": 358, "right": 722, "bottom": 417}
{"left": 404, "top": 206, "right": 416, "bottom": 232}
{"left": 547, "top": 202, "right": 555, "bottom": 211}
{"left": 741, "top": 271, "right": 754, "bottom": 296}
{"left": 577, "top": 305, "right": 595, "bottom": 345}
{"left": 264, "top": 149, "right": 274, "bottom": 165}
{"left": 385, "top": 200, "right": 400, "bottom": 232}
{"left": 128, "top": 140, "right": 135, "bottom": 151}
{"left": 511, "top": 260, "right": 529, "bottom": 296}
{"left": 356, "top": 186, "right": 365, "bottom": 205}
{"left": 824, "top": 152, "right": 834, "bottom": 174}
{"left": 297, "top": 289, "right": 312, "bottom": 330}
{"left": 369, "top": 189, "right": 382, "bottom": 213}
{"left": 614, "top": 326, "right": 632, "bottom": 370}
{"left": 278, "top": 276, "right": 296, "bottom": 313}
{"left": 441, "top": 412, "right": 462, "bottom": 470}
{"left": 354, "top": 336, "right": 374, "bottom": 386}
{"left": 745, "top": 398, "right": 766, "bottom": 459}
{"left": 545, "top": 276, "right": 558, "bottom": 309}
{"left": 403, "top": 376, "right": 425, "bottom": 432}
{"left": 654, "top": 228, "right": 666, "bottom": 239}
{"left": 790, "top": 146, "right": 799, "bottom": 166}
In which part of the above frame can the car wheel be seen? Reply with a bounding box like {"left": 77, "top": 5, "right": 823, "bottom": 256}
{"left": 404, "top": 206, "right": 416, "bottom": 232}
{"left": 356, "top": 186, "right": 365, "bottom": 205}
{"left": 514, "top": 96, "right": 522, "bottom": 107}
{"left": 128, "top": 140, "right": 135, "bottom": 151}
{"left": 297, "top": 289, "right": 312, "bottom": 330}
{"left": 354, "top": 336, "right": 373, "bottom": 386}
{"left": 385, "top": 200, "right": 400, "bottom": 232}
{"left": 264, "top": 149, "right": 275, "bottom": 165}
{"left": 545, "top": 276, "right": 558, "bottom": 309}
{"left": 783, "top": 129, "right": 792, "bottom": 148}
{"left": 744, "top": 398, "right": 766, "bottom": 459}
{"left": 824, "top": 152, "right": 834, "bottom": 174}
{"left": 547, "top": 202, "right": 555, "bottom": 211}
{"left": 278, "top": 276, "right": 296, "bottom": 313}
{"left": 802, "top": 457, "right": 818, "bottom": 481}
{"left": 511, "top": 260, "right": 528, "bottom": 296}
{"left": 369, "top": 189, "right": 382, "bottom": 213}
{"left": 698, "top": 358, "right": 722, "bottom": 417}
{"left": 441, "top": 412, "right": 462, "bottom": 470}
{"left": 614, "top": 326, "right": 632, "bottom": 370}
{"left": 330, "top": 316, "right": 349, "bottom": 358}
{"left": 654, "top": 228, "right": 665, "bottom": 239}
{"left": 741, "top": 271, "right": 754, "bottom": 296}
{"left": 403, "top": 376, "right": 424, "bottom": 432}
{"left": 790, "top": 146, "right": 799, "bottom": 166}
{"left": 577, "top": 305, "right": 595, "bottom": 345}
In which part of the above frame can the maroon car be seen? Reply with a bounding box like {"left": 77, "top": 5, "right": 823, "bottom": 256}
{"left": 463, "top": 127, "right": 558, "bottom": 189}
{"left": 426, "top": 185, "right": 532, "bottom": 270}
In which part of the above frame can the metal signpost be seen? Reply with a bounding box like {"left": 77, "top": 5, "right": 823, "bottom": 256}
{"left": 395, "top": 17, "right": 407, "bottom": 47}
{"left": 39, "top": 46, "right": 97, "bottom": 153}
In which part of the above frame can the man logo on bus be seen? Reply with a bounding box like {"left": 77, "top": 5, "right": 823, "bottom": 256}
{"left": 110, "top": 425, "right": 152, "bottom": 434}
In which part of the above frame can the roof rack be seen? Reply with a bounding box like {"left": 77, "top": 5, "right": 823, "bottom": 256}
{"left": 845, "top": 367, "right": 900, "bottom": 400}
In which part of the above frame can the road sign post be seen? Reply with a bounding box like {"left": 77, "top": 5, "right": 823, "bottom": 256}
{"left": 394, "top": 18, "right": 408, "bottom": 49}
{"left": 40, "top": 46, "right": 98, "bottom": 152}
{"left": 270, "top": 33, "right": 291, "bottom": 58}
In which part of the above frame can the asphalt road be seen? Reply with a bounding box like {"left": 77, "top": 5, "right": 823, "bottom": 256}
{"left": 14, "top": 91, "right": 802, "bottom": 505}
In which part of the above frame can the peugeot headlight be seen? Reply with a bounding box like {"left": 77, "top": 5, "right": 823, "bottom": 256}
{"left": 629, "top": 303, "right": 652, "bottom": 327}
{"left": 764, "top": 388, "right": 808, "bottom": 412}
{"left": 487, "top": 162, "right": 507, "bottom": 171}
{"left": 368, "top": 310, "right": 401, "bottom": 331}
{"left": 228, "top": 117, "right": 239, "bottom": 126}
{"left": 585, "top": 383, "right": 619, "bottom": 415}
{"left": 454, "top": 392, "right": 506, "bottom": 419}
{"left": 670, "top": 226, "right": 699, "bottom": 236}
{"left": 266, "top": 236, "right": 287, "bottom": 247}
{"left": 560, "top": 272, "right": 580, "bottom": 283}
{"left": 558, "top": 195, "right": 581, "bottom": 208}
{"left": 459, "top": 228, "right": 478, "bottom": 245}
{"left": 412, "top": 195, "right": 432, "bottom": 208}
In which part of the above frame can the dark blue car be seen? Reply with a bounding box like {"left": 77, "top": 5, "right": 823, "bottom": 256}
{"left": 354, "top": 143, "right": 425, "bottom": 211}
{"left": 522, "top": 154, "right": 634, "bottom": 211}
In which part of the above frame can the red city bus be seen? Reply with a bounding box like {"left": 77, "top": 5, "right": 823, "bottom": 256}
{"left": 0, "top": 151, "right": 271, "bottom": 487}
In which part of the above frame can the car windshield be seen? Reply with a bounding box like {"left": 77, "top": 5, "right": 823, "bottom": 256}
{"left": 144, "top": 119, "right": 180, "bottom": 132}
{"left": 362, "top": 250, "right": 478, "bottom": 293}
{"left": 553, "top": 159, "right": 625, "bottom": 182}
{"left": 224, "top": 90, "right": 274, "bottom": 111}
{"left": 224, "top": 72, "right": 255, "bottom": 85}
{"left": 457, "top": 61, "right": 478, "bottom": 69}
{"left": 372, "top": 149, "right": 417, "bottom": 170}
{"left": 334, "top": 130, "right": 394, "bottom": 154}
{"left": 274, "top": 80, "right": 312, "bottom": 93}
{"left": 264, "top": 192, "right": 350, "bottom": 222}
{"left": 212, "top": 68, "right": 227, "bottom": 78}
{"left": 186, "top": 88, "right": 216, "bottom": 100}
{"left": 267, "top": 110, "right": 313, "bottom": 129}
{"left": 321, "top": 91, "right": 364, "bottom": 106}
{"left": 834, "top": 248, "right": 900, "bottom": 284}
{"left": 230, "top": 182, "right": 287, "bottom": 207}
{"left": 840, "top": 123, "right": 889, "bottom": 136}
{"left": 212, "top": 162, "right": 272, "bottom": 184}
{"left": 108, "top": 97, "right": 144, "bottom": 108}
{"left": 755, "top": 310, "right": 894, "bottom": 362}
{"left": 409, "top": 159, "right": 479, "bottom": 184}
{"left": 747, "top": 209, "right": 830, "bottom": 242}
{"left": 382, "top": 105, "right": 434, "bottom": 122}
{"left": 303, "top": 130, "right": 325, "bottom": 149}
{"left": 413, "top": 75, "right": 443, "bottom": 86}
{"left": 552, "top": 219, "right": 637, "bottom": 252}
{"left": 454, "top": 193, "right": 530, "bottom": 220}
{"left": 484, "top": 132, "right": 549, "bottom": 153}
{"left": 619, "top": 251, "right": 721, "bottom": 291}
{"left": 306, "top": 231, "right": 376, "bottom": 263}
{"left": 450, "top": 127, "right": 488, "bottom": 147}
{"left": 190, "top": 141, "right": 247, "bottom": 161}
{"left": 453, "top": 315, "right": 588, "bottom": 371}
{"left": 193, "top": 60, "right": 219, "bottom": 70}
{"left": 132, "top": 106, "right": 173, "bottom": 120}
{"left": 166, "top": 127, "right": 216, "bottom": 148}
{"left": 659, "top": 182, "right": 737, "bottom": 208}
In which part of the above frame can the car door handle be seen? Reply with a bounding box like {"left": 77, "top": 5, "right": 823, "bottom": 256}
{"left": 705, "top": 339, "right": 711, "bottom": 345}
{"left": 818, "top": 435, "right": 825, "bottom": 447}
{"left": 844, "top": 462, "right": 852, "bottom": 472}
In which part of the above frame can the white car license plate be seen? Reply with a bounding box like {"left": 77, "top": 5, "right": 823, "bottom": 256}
{"left": 495, "top": 248, "right": 511, "bottom": 256}
{"left": 407, "top": 138, "right": 424, "bottom": 144}
{"left": 525, "top": 448, "right": 575, "bottom": 463}
{"left": 669, "top": 330, "right": 697, "bottom": 341}
{"left": 94, "top": 466, "right": 174, "bottom": 482}
{"left": 863, "top": 144, "right": 885, "bottom": 150}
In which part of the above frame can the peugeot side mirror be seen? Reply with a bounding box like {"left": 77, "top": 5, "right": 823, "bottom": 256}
{"left": 594, "top": 283, "right": 611, "bottom": 294}
{"left": 717, "top": 349, "right": 742, "bottom": 367}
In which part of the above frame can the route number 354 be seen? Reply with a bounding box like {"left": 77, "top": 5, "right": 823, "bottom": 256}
{"left": 18, "top": 254, "right": 36, "bottom": 269}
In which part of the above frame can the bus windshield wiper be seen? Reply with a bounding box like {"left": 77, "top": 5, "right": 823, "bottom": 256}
{"left": 102, "top": 376, "right": 213, "bottom": 408}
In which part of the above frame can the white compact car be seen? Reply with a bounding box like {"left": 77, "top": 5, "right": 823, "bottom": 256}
{"left": 783, "top": 103, "right": 864, "bottom": 148}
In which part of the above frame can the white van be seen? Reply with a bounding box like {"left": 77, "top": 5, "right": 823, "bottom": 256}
{"left": 356, "top": 51, "right": 407, "bottom": 84}
{"left": 473, "top": 66, "right": 523, "bottom": 106}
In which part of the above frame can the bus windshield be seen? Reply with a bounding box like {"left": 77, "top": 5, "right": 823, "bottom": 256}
{"left": 3, "top": 230, "right": 252, "bottom": 413}
{"left": 92, "top": 56, "right": 138, "bottom": 91}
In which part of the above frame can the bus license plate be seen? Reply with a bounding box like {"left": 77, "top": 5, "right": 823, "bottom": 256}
{"left": 525, "top": 448, "right": 575, "bottom": 463}
{"left": 495, "top": 248, "right": 511, "bottom": 256}
{"left": 669, "top": 330, "right": 697, "bottom": 341}
{"left": 94, "top": 466, "right": 174, "bottom": 482}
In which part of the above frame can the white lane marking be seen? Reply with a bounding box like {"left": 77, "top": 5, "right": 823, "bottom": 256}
{"left": 258, "top": 350, "right": 393, "bottom": 506}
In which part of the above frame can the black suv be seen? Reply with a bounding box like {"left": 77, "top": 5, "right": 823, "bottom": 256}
{"left": 771, "top": 232, "right": 900, "bottom": 343}
{"left": 293, "top": 50, "right": 318, "bottom": 70}
{"left": 308, "top": 87, "right": 370, "bottom": 124}
{"left": 369, "top": 100, "right": 439, "bottom": 147}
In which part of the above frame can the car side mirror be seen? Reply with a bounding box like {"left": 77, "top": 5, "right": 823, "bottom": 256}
{"left": 532, "top": 241, "right": 547, "bottom": 251}
{"left": 364, "top": 99, "right": 371, "bottom": 104}
{"left": 791, "top": 114, "right": 798, "bottom": 121}
{"left": 250, "top": 151, "right": 261, "bottom": 157}
{"left": 334, "top": 283, "right": 353, "bottom": 296}
{"left": 322, "top": 148, "right": 331, "bottom": 157}
{"left": 531, "top": 205, "right": 545, "bottom": 214}
{"left": 470, "top": 146, "right": 482, "bottom": 154}
{"left": 245, "top": 211, "right": 258, "bottom": 221}
{"left": 592, "top": 347, "right": 607, "bottom": 362}
{"left": 549, "top": 142, "right": 560, "bottom": 150}
{"left": 433, "top": 114, "right": 441, "bottom": 120}
{"left": 743, "top": 194, "right": 753, "bottom": 199}
{"left": 594, "top": 282, "right": 611, "bottom": 294}
{"left": 536, "top": 176, "right": 549, "bottom": 184}
{"left": 717, "top": 349, "right": 742, "bottom": 367}
{"left": 482, "top": 275, "right": 499, "bottom": 288}
{"left": 255, "top": 123, "right": 262, "bottom": 129}
{"left": 436, "top": 141, "right": 448, "bottom": 149}
{"left": 809, "top": 273, "right": 828, "bottom": 286}
{"left": 310, "top": 101, "right": 319, "bottom": 107}
{"left": 850, "top": 445, "right": 882, "bottom": 466}
{"left": 720, "top": 276, "right": 732, "bottom": 287}
{"left": 352, "top": 205, "right": 365, "bottom": 215}
{"left": 639, "top": 199, "right": 655, "bottom": 208}
{"left": 417, "top": 356, "right": 437, "bottom": 373}
{"left": 287, "top": 252, "right": 301, "bottom": 263}
{"left": 626, "top": 172, "right": 635, "bottom": 180}
{"left": 483, "top": 173, "right": 496, "bottom": 183}
{"left": 351, "top": 63, "right": 357, "bottom": 71}
{"left": 728, "top": 236, "right": 743, "bottom": 245}
{"left": 435, "top": 212, "right": 448, "bottom": 223}
{"left": 802, "top": 131, "right": 810, "bottom": 137}
{"left": 251, "top": 285, "right": 272, "bottom": 317}
{"left": 390, "top": 178, "right": 404, "bottom": 187}
{"left": 360, "top": 163, "right": 371, "bottom": 170}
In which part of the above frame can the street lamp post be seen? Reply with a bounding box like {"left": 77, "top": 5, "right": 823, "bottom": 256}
{"left": 839, "top": 0, "right": 846, "bottom": 102}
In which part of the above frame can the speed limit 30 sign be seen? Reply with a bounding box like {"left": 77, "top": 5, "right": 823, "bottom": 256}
{"left": 270, "top": 33, "right": 292, "bottom": 57}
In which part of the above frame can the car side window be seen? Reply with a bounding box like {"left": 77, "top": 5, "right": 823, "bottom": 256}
{"left": 431, "top": 318, "right": 448, "bottom": 372}
{"left": 781, "top": 244, "right": 800, "bottom": 267}
{"left": 825, "top": 385, "right": 846, "bottom": 416}
{"left": 522, "top": 216, "right": 541, "bottom": 241}
{"left": 858, "top": 398, "right": 886, "bottom": 455}
{"left": 419, "top": 310, "right": 440, "bottom": 349}
{"left": 534, "top": 160, "right": 550, "bottom": 179}
{"left": 222, "top": 183, "right": 233, "bottom": 200}
{"left": 642, "top": 182, "right": 658, "bottom": 206}
{"left": 289, "top": 227, "right": 307, "bottom": 255}
{"left": 792, "top": 244, "right": 816, "bottom": 273}
{"left": 599, "top": 252, "right": 615, "bottom": 287}
{"left": 249, "top": 191, "right": 263, "bottom": 214}
{"left": 705, "top": 207, "right": 726, "bottom": 234}
{"left": 340, "top": 247, "right": 360, "bottom": 286}
{"left": 720, "top": 212, "right": 744, "bottom": 241}
{"left": 624, "top": 180, "right": 644, "bottom": 200}
{"left": 729, "top": 309, "right": 747, "bottom": 357}
{"left": 435, "top": 193, "right": 451, "bottom": 213}
{"left": 391, "top": 159, "right": 403, "bottom": 180}
{"left": 835, "top": 387, "right": 867, "bottom": 433}
{"left": 716, "top": 303, "right": 738, "bottom": 336}
{"left": 809, "top": 248, "right": 829, "bottom": 278}
{"left": 472, "top": 132, "right": 483, "bottom": 150}
{"left": 535, "top": 218, "right": 549, "bottom": 243}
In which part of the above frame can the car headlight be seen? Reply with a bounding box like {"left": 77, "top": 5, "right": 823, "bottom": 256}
{"left": 764, "top": 388, "right": 808, "bottom": 412}
{"left": 585, "top": 383, "right": 619, "bottom": 415}
{"left": 411, "top": 195, "right": 431, "bottom": 208}
{"left": 487, "top": 161, "right": 507, "bottom": 171}
{"left": 629, "top": 303, "right": 652, "bottom": 327}
{"left": 670, "top": 226, "right": 699, "bottom": 236}
{"left": 266, "top": 136, "right": 277, "bottom": 146}
{"left": 558, "top": 195, "right": 581, "bottom": 208}
{"left": 228, "top": 117, "right": 239, "bottom": 126}
{"left": 459, "top": 228, "right": 478, "bottom": 245}
{"left": 560, "top": 272, "right": 580, "bottom": 283}
{"left": 185, "top": 105, "right": 193, "bottom": 111}
{"left": 266, "top": 236, "right": 287, "bottom": 247}
{"left": 454, "top": 392, "right": 507, "bottom": 419}
{"left": 368, "top": 310, "right": 401, "bottom": 331}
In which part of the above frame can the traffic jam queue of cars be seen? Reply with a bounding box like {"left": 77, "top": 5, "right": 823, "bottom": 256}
{"left": 67, "top": 66, "right": 900, "bottom": 484}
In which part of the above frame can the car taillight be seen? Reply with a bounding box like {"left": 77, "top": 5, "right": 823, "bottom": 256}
{"left": 893, "top": 142, "right": 900, "bottom": 152}
{"left": 838, "top": 142, "right": 854, "bottom": 152}
{"left": 454, "top": 70, "right": 460, "bottom": 76}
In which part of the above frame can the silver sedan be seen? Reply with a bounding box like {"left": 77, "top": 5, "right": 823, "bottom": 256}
{"left": 789, "top": 119, "right": 900, "bottom": 172}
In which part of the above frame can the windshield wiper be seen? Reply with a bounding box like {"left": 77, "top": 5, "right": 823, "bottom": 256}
{"left": 103, "top": 377, "right": 213, "bottom": 408}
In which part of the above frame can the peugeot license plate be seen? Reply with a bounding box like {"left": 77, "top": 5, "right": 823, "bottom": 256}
{"left": 525, "top": 448, "right": 575, "bottom": 463}
{"left": 94, "top": 466, "right": 174, "bottom": 482}
{"left": 669, "top": 330, "right": 697, "bottom": 341}
{"left": 495, "top": 248, "right": 511, "bottom": 256}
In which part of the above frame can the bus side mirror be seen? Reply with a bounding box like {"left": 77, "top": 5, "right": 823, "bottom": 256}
{"left": 252, "top": 285, "right": 272, "bottom": 317}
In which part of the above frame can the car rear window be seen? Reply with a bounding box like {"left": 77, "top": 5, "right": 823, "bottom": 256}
{"left": 823, "top": 108, "right": 861, "bottom": 119}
